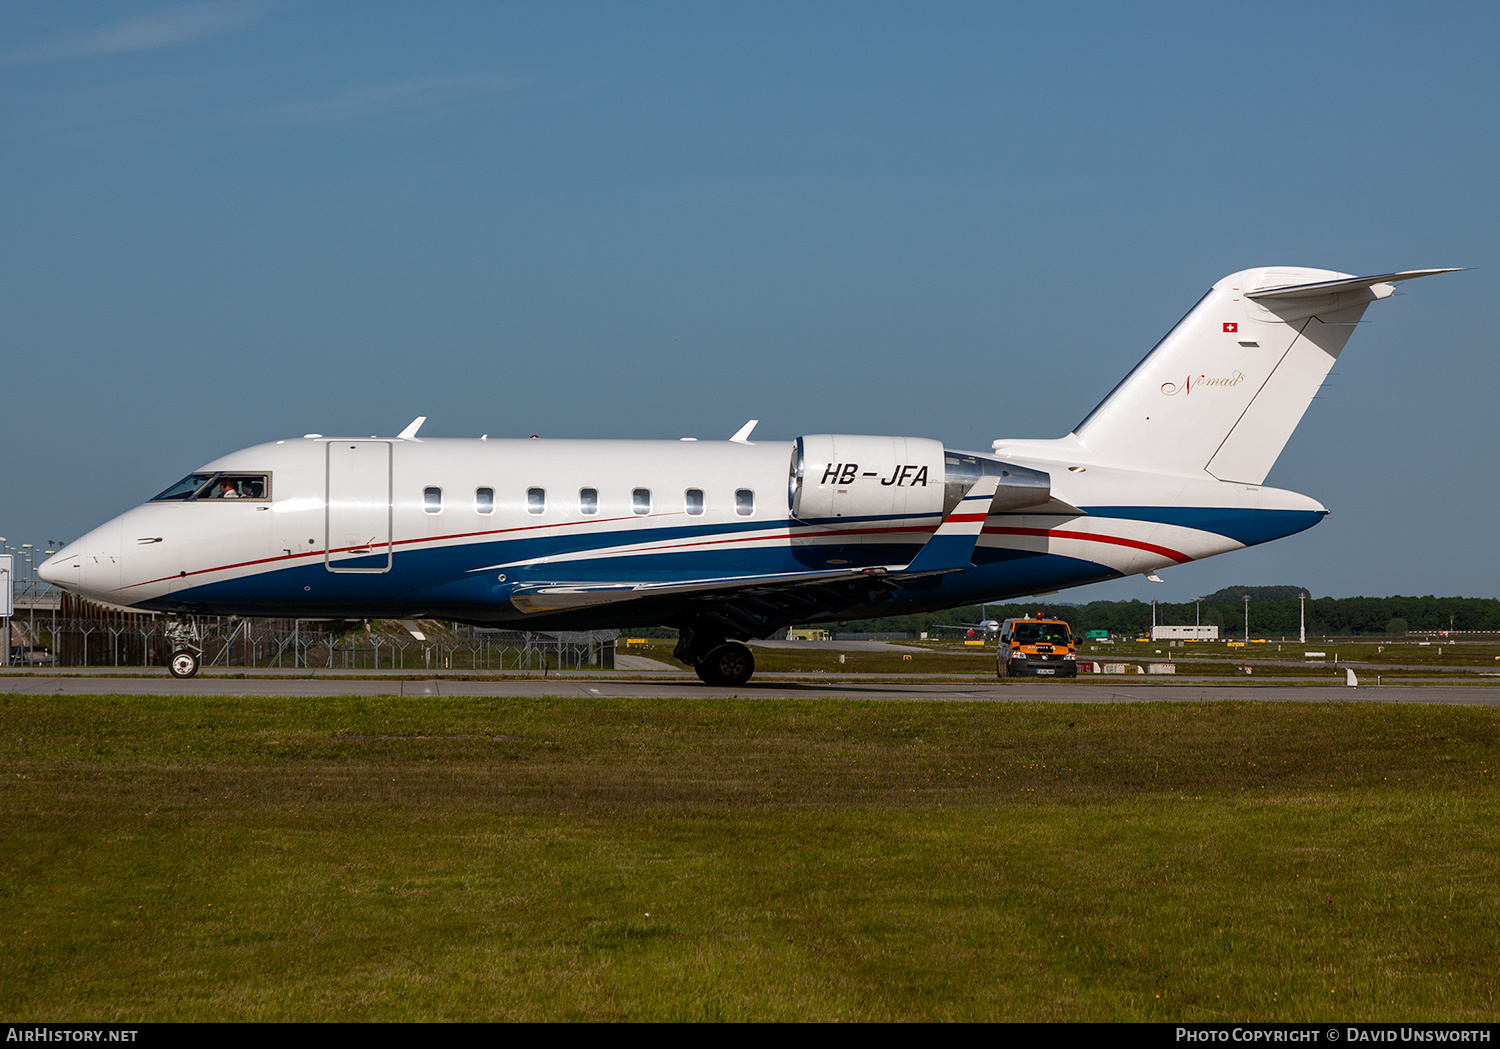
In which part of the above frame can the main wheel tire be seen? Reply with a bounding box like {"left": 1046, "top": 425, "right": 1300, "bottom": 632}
{"left": 168, "top": 649, "right": 200, "bottom": 679}
{"left": 699, "top": 642, "right": 755, "bottom": 687}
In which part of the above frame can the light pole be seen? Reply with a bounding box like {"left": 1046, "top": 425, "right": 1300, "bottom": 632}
{"left": 1300, "top": 592, "right": 1307, "bottom": 644}
{"left": 1243, "top": 594, "right": 1250, "bottom": 643}
{"left": 43, "top": 540, "right": 58, "bottom": 662}
{"left": 0, "top": 536, "right": 7, "bottom": 667}
{"left": 21, "top": 545, "right": 33, "bottom": 661}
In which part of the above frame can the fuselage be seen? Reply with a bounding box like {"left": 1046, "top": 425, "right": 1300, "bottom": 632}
{"left": 39, "top": 432, "right": 1326, "bottom": 633}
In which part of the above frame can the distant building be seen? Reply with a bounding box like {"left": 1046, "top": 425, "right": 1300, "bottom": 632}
{"left": 1151, "top": 625, "right": 1219, "bottom": 640}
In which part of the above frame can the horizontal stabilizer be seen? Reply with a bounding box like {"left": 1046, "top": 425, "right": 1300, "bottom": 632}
{"left": 1245, "top": 269, "right": 1462, "bottom": 301}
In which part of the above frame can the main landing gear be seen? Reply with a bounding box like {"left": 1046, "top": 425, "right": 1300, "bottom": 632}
{"left": 695, "top": 642, "right": 756, "bottom": 687}
{"left": 673, "top": 626, "right": 756, "bottom": 687}
{"left": 165, "top": 615, "right": 203, "bottom": 679}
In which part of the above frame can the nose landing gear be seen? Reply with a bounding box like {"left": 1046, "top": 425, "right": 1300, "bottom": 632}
{"left": 169, "top": 649, "right": 201, "bottom": 679}
{"left": 165, "top": 615, "right": 203, "bottom": 679}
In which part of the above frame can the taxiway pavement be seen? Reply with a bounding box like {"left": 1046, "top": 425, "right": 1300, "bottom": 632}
{"left": 3, "top": 670, "right": 1497, "bottom": 704}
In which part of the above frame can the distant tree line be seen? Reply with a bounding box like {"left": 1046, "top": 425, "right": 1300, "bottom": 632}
{"left": 820, "top": 588, "right": 1500, "bottom": 638}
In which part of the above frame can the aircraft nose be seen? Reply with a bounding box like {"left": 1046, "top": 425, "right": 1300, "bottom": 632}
{"left": 38, "top": 543, "right": 81, "bottom": 589}
{"left": 39, "top": 524, "right": 121, "bottom": 600}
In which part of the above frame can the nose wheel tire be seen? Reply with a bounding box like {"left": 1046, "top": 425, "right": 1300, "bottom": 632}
{"left": 169, "top": 650, "right": 201, "bottom": 679}
{"left": 694, "top": 642, "right": 755, "bottom": 687}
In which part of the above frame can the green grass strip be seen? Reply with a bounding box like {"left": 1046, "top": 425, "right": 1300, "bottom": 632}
{"left": 1, "top": 695, "right": 1496, "bottom": 1021}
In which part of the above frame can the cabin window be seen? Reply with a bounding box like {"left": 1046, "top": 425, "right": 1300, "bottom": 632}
{"left": 580, "top": 488, "right": 598, "bottom": 515}
{"left": 685, "top": 488, "right": 704, "bottom": 516}
{"left": 735, "top": 489, "right": 754, "bottom": 516}
{"left": 632, "top": 488, "right": 651, "bottom": 515}
{"left": 476, "top": 487, "right": 494, "bottom": 515}
{"left": 424, "top": 487, "right": 442, "bottom": 514}
{"left": 527, "top": 487, "right": 546, "bottom": 515}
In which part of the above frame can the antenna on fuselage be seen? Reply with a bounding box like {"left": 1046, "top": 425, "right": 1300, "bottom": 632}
{"left": 729, "top": 419, "right": 758, "bottom": 444}
{"left": 397, "top": 416, "right": 427, "bottom": 441}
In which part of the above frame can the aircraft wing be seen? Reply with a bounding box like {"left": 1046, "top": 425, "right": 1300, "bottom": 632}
{"left": 507, "top": 565, "right": 904, "bottom": 613}
{"left": 505, "top": 474, "right": 1003, "bottom": 629}
{"left": 903, "top": 475, "right": 1000, "bottom": 572}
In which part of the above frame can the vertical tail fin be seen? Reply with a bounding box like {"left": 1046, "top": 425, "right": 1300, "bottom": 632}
{"left": 1071, "top": 267, "right": 1458, "bottom": 483}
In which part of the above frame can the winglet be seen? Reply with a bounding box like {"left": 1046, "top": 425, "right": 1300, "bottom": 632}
{"left": 903, "top": 475, "right": 1000, "bottom": 573}
{"left": 397, "top": 416, "right": 427, "bottom": 441}
{"left": 729, "top": 420, "right": 758, "bottom": 444}
{"left": 398, "top": 619, "right": 427, "bottom": 642}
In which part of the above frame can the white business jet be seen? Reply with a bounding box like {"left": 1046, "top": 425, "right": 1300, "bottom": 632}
{"left": 931, "top": 605, "right": 1002, "bottom": 637}
{"left": 40, "top": 266, "right": 1457, "bottom": 683}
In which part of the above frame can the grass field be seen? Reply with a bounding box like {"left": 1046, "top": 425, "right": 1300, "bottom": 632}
{"left": 2, "top": 694, "right": 1497, "bottom": 1021}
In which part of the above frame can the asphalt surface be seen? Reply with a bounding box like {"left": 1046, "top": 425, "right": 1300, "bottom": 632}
{"left": 2, "top": 670, "right": 1498, "bottom": 704}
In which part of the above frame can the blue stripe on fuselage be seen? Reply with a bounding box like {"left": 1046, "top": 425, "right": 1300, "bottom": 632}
{"left": 141, "top": 504, "right": 1320, "bottom": 620}
{"left": 1080, "top": 506, "right": 1326, "bottom": 546}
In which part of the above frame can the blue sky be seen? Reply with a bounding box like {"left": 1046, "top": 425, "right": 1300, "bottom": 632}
{"left": 2, "top": 2, "right": 1494, "bottom": 602}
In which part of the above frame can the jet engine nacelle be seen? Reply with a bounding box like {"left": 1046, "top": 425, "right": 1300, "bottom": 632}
{"left": 790, "top": 434, "right": 1050, "bottom": 521}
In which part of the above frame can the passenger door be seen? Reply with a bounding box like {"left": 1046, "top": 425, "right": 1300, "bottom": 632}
{"left": 326, "top": 441, "right": 392, "bottom": 573}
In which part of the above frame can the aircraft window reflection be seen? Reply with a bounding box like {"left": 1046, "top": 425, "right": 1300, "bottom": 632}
{"left": 528, "top": 488, "right": 546, "bottom": 515}
{"left": 735, "top": 489, "right": 754, "bottom": 516}
{"left": 580, "top": 488, "right": 598, "bottom": 515}
{"left": 155, "top": 473, "right": 270, "bottom": 501}
{"left": 424, "top": 487, "right": 442, "bottom": 514}
{"left": 476, "top": 487, "right": 494, "bottom": 515}
{"left": 152, "top": 474, "right": 215, "bottom": 501}
{"left": 633, "top": 489, "right": 651, "bottom": 515}
{"left": 685, "top": 489, "right": 704, "bottom": 516}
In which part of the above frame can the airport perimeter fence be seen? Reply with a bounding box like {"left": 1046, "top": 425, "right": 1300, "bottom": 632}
{"left": 4, "top": 591, "right": 618, "bottom": 672}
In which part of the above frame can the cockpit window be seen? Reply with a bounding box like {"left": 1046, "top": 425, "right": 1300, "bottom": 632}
{"left": 152, "top": 474, "right": 215, "bottom": 501}
{"left": 151, "top": 472, "right": 270, "bottom": 502}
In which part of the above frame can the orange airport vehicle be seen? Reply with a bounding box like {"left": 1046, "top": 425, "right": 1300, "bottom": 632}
{"left": 996, "top": 616, "right": 1076, "bottom": 678}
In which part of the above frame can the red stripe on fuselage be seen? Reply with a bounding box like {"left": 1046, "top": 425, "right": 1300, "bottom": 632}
{"left": 114, "top": 512, "right": 645, "bottom": 591}
{"left": 114, "top": 516, "right": 1195, "bottom": 593}
{"left": 982, "top": 525, "right": 1192, "bottom": 563}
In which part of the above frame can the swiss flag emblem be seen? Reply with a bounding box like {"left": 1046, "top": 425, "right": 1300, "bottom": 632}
{"left": 1223, "top": 322, "right": 1238, "bottom": 333}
